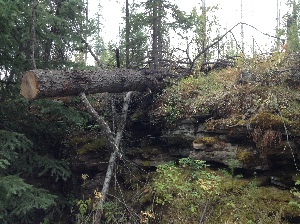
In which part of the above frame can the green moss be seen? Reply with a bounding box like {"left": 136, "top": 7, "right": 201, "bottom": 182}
{"left": 250, "top": 112, "right": 289, "bottom": 130}
{"left": 70, "top": 136, "right": 91, "bottom": 146}
{"left": 193, "top": 136, "right": 218, "bottom": 146}
{"left": 156, "top": 68, "right": 240, "bottom": 121}
{"left": 257, "top": 187, "right": 300, "bottom": 217}
{"left": 130, "top": 112, "right": 140, "bottom": 121}
{"left": 236, "top": 149, "right": 254, "bottom": 164}
{"left": 77, "top": 136, "right": 109, "bottom": 155}
{"left": 290, "top": 126, "right": 300, "bottom": 136}
{"left": 208, "top": 180, "right": 300, "bottom": 223}
{"left": 139, "top": 146, "right": 162, "bottom": 155}
{"left": 141, "top": 161, "right": 151, "bottom": 167}
{"left": 204, "top": 120, "right": 218, "bottom": 131}
{"left": 139, "top": 188, "right": 153, "bottom": 204}
{"left": 130, "top": 110, "right": 147, "bottom": 121}
{"left": 237, "top": 119, "right": 247, "bottom": 125}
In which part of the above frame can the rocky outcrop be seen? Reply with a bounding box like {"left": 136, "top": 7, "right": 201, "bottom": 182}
{"left": 160, "top": 115, "right": 299, "bottom": 172}
{"left": 71, "top": 109, "right": 299, "bottom": 176}
{"left": 70, "top": 65, "right": 300, "bottom": 194}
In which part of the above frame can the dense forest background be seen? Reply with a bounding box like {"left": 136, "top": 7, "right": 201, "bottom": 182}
{"left": 1, "top": 0, "right": 300, "bottom": 223}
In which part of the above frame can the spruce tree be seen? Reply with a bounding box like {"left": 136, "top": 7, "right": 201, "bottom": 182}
{"left": 0, "top": 0, "right": 96, "bottom": 222}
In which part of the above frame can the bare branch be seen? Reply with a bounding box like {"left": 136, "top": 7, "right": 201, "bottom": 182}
{"left": 189, "top": 23, "right": 241, "bottom": 71}
{"left": 189, "top": 22, "right": 286, "bottom": 71}
{"left": 81, "top": 37, "right": 103, "bottom": 67}
{"left": 79, "top": 91, "right": 133, "bottom": 223}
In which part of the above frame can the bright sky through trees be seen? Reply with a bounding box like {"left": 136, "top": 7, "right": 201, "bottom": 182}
{"left": 90, "top": 0, "right": 288, "bottom": 54}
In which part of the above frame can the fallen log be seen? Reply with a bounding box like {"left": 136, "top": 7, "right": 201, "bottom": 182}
{"left": 20, "top": 69, "right": 156, "bottom": 99}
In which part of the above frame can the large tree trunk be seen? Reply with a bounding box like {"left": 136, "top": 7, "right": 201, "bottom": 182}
{"left": 21, "top": 69, "right": 156, "bottom": 99}
{"left": 125, "top": 0, "right": 130, "bottom": 68}
{"left": 151, "top": 0, "right": 159, "bottom": 70}
{"left": 29, "top": 1, "right": 37, "bottom": 70}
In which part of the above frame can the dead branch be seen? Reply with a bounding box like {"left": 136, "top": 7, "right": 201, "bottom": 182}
{"left": 79, "top": 91, "right": 132, "bottom": 223}
{"left": 81, "top": 37, "right": 103, "bottom": 67}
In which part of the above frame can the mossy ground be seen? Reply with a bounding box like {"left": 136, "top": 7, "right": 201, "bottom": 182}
{"left": 137, "top": 162, "right": 300, "bottom": 224}
{"left": 154, "top": 54, "right": 300, "bottom": 134}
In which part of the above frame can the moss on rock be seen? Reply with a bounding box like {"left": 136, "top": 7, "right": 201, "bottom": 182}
{"left": 77, "top": 136, "right": 109, "bottom": 155}
{"left": 250, "top": 112, "right": 289, "bottom": 130}
{"left": 193, "top": 136, "right": 218, "bottom": 146}
{"left": 236, "top": 148, "right": 254, "bottom": 164}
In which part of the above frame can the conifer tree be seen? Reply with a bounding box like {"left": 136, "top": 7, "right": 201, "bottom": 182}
{"left": 285, "top": 0, "right": 300, "bottom": 52}
{"left": 0, "top": 0, "right": 96, "bottom": 222}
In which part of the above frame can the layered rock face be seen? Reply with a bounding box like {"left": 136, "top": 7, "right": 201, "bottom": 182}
{"left": 161, "top": 116, "right": 299, "bottom": 171}
{"left": 71, "top": 63, "right": 300, "bottom": 191}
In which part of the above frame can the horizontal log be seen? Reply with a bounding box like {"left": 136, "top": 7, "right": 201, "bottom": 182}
{"left": 20, "top": 69, "right": 157, "bottom": 99}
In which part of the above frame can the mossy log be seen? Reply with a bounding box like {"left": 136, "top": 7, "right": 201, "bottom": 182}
{"left": 20, "top": 69, "right": 157, "bottom": 99}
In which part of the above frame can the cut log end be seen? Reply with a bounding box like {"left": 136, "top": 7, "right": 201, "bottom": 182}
{"left": 20, "top": 71, "right": 39, "bottom": 99}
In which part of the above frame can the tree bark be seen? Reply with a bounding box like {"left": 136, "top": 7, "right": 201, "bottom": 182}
{"left": 79, "top": 92, "right": 118, "bottom": 153}
{"left": 20, "top": 69, "right": 156, "bottom": 99}
{"left": 151, "top": 0, "right": 158, "bottom": 70}
{"left": 157, "top": 0, "right": 163, "bottom": 69}
{"left": 84, "top": 0, "right": 89, "bottom": 65}
{"left": 79, "top": 92, "right": 119, "bottom": 223}
{"left": 29, "top": 1, "right": 37, "bottom": 70}
{"left": 125, "top": 0, "right": 130, "bottom": 68}
{"left": 79, "top": 92, "right": 132, "bottom": 223}
{"left": 116, "top": 48, "right": 120, "bottom": 68}
{"left": 201, "top": 0, "right": 207, "bottom": 65}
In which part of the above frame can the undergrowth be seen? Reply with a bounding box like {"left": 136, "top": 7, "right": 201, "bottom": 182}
{"left": 156, "top": 68, "right": 240, "bottom": 123}
{"left": 146, "top": 158, "right": 300, "bottom": 224}
{"left": 154, "top": 52, "right": 300, "bottom": 127}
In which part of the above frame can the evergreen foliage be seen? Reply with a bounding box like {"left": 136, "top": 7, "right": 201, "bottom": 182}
{"left": 0, "top": 0, "right": 95, "bottom": 78}
{"left": 0, "top": 124, "right": 59, "bottom": 223}
{"left": 0, "top": 77, "right": 97, "bottom": 222}
{"left": 0, "top": 0, "right": 94, "bottom": 219}
{"left": 282, "top": 0, "right": 300, "bottom": 52}
{"left": 0, "top": 88, "right": 91, "bottom": 222}
{"left": 117, "top": 0, "right": 221, "bottom": 70}
{"left": 0, "top": 130, "right": 32, "bottom": 170}
{"left": 0, "top": 175, "right": 57, "bottom": 224}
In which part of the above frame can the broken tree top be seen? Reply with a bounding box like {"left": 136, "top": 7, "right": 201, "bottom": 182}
{"left": 21, "top": 69, "right": 157, "bottom": 99}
